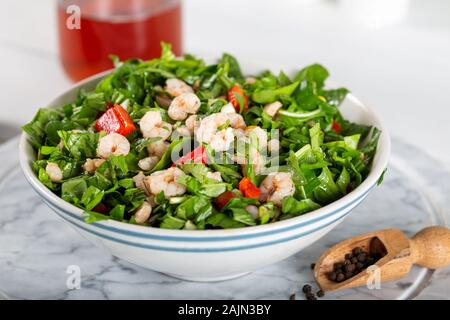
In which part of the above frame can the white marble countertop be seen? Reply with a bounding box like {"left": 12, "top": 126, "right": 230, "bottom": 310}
{"left": 1, "top": 0, "right": 450, "bottom": 299}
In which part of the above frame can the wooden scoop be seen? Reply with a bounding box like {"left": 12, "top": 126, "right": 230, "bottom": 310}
{"left": 314, "top": 226, "right": 450, "bottom": 292}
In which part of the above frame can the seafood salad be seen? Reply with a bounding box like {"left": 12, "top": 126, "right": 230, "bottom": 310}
{"left": 22, "top": 43, "right": 380, "bottom": 229}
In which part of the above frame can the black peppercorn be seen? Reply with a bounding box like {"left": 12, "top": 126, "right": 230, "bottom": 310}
{"left": 302, "top": 284, "right": 312, "bottom": 293}
{"left": 345, "top": 263, "right": 356, "bottom": 273}
{"left": 334, "top": 262, "right": 343, "bottom": 269}
{"left": 328, "top": 271, "right": 337, "bottom": 281}
{"left": 306, "top": 292, "right": 317, "bottom": 300}
{"left": 316, "top": 290, "right": 325, "bottom": 298}
{"left": 357, "top": 253, "right": 367, "bottom": 262}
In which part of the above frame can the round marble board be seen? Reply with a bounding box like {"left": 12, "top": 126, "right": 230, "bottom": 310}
{"left": 0, "top": 137, "right": 449, "bottom": 300}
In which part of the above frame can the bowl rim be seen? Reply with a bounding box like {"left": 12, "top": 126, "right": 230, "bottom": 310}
{"left": 19, "top": 68, "right": 391, "bottom": 240}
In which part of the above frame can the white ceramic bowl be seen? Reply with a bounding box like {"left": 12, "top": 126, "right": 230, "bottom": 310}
{"left": 19, "top": 65, "right": 390, "bottom": 282}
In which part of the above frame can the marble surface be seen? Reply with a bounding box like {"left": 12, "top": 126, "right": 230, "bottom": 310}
{"left": 0, "top": 137, "right": 449, "bottom": 300}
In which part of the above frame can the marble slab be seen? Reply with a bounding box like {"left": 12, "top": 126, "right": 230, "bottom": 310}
{"left": 0, "top": 137, "right": 449, "bottom": 300}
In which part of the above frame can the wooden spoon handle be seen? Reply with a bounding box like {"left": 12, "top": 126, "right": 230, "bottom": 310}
{"left": 410, "top": 226, "right": 450, "bottom": 269}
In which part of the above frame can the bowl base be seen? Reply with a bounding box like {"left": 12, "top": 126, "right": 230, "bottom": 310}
{"left": 163, "top": 271, "right": 251, "bottom": 282}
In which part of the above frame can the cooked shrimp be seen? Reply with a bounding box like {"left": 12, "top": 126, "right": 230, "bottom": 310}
{"left": 133, "top": 171, "right": 145, "bottom": 189}
{"left": 234, "top": 128, "right": 247, "bottom": 141}
{"left": 206, "top": 171, "right": 222, "bottom": 182}
{"left": 165, "top": 78, "right": 194, "bottom": 97}
{"left": 97, "top": 133, "right": 130, "bottom": 159}
{"left": 264, "top": 101, "right": 283, "bottom": 117}
{"left": 260, "top": 172, "right": 295, "bottom": 207}
{"left": 146, "top": 194, "right": 157, "bottom": 207}
{"left": 168, "top": 92, "right": 201, "bottom": 121}
{"left": 245, "top": 205, "right": 259, "bottom": 219}
{"left": 185, "top": 114, "right": 199, "bottom": 133}
{"left": 83, "top": 158, "right": 105, "bottom": 173}
{"left": 236, "top": 148, "right": 266, "bottom": 175}
{"left": 173, "top": 125, "right": 192, "bottom": 138}
{"left": 147, "top": 140, "right": 169, "bottom": 158}
{"left": 143, "top": 167, "right": 187, "bottom": 198}
{"left": 227, "top": 113, "right": 246, "bottom": 129}
{"left": 138, "top": 156, "right": 159, "bottom": 171}
{"left": 133, "top": 171, "right": 151, "bottom": 196}
{"left": 45, "top": 162, "right": 63, "bottom": 182}
{"left": 220, "top": 102, "right": 236, "bottom": 114}
{"left": 210, "top": 128, "right": 234, "bottom": 152}
{"left": 134, "top": 201, "right": 152, "bottom": 224}
{"left": 245, "top": 76, "right": 257, "bottom": 85}
{"left": 139, "top": 111, "right": 172, "bottom": 141}
{"left": 196, "top": 113, "right": 235, "bottom": 152}
{"left": 245, "top": 126, "right": 268, "bottom": 149}
{"left": 267, "top": 138, "right": 280, "bottom": 154}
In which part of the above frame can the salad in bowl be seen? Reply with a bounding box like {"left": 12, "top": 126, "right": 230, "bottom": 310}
{"left": 22, "top": 43, "right": 381, "bottom": 231}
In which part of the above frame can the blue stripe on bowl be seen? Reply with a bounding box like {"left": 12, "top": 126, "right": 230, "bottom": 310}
{"left": 47, "top": 195, "right": 366, "bottom": 252}
{"left": 37, "top": 182, "right": 375, "bottom": 242}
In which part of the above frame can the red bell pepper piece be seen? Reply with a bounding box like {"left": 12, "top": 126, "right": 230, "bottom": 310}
{"left": 239, "top": 177, "right": 261, "bottom": 199}
{"left": 172, "top": 145, "right": 207, "bottom": 167}
{"left": 214, "top": 191, "right": 237, "bottom": 210}
{"left": 228, "top": 84, "right": 248, "bottom": 113}
{"left": 94, "top": 104, "right": 136, "bottom": 136}
{"left": 332, "top": 119, "right": 341, "bottom": 134}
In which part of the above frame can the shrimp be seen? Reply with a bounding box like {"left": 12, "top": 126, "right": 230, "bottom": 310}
{"left": 45, "top": 162, "right": 63, "bottom": 182}
{"left": 234, "top": 128, "right": 247, "bottom": 141}
{"left": 245, "top": 76, "right": 257, "bottom": 85}
{"left": 259, "top": 172, "right": 295, "bottom": 207}
{"left": 165, "top": 78, "right": 194, "bottom": 97}
{"left": 97, "top": 133, "right": 130, "bottom": 159}
{"left": 195, "top": 113, "right": 235, "bottom": 152}
{"left": 206, "top": 171, "right": 222, "bottom": 182}
{"left": 139, "top": 111, "right": 172, "bottom": 141}
{"left": 133, "top": 171, "right": 152, "bottom": 196}
{"left": 138, "top": 156, "right": 159, "bottom": 171}
{"left": 245, "top": 205, "right": 259, "bottom": 219}
{"left": 264, "top": 101, "right": 282, "bottom": 118}
{"left": 168, "top": 92, "right": 201, "bottom": 121}
{"left": 185, "top": 114, "right": 199, "bottom": 133}
{"left": 220, "top": 102, "right": 236, "bottom": 114}
{"left": 173, "top": 125, "right": 192, "bottom": 139}
{"left": 227, "top": 113, "right": 246, "bottom": 129}
{"left": 245, "top": 126, "right": 268, "bottom": 149}
{"left": 83, "top": 158, "right": 105, "bottom": 173}
{"left": 210, "top": 128, "right": 234, "bottom": 152}
{"left": 147, "top": 140, "right": 169, "bottom": 158}
{"left": 196, "top": 112, "right": 247, "bottom": 152}
{"left": 267, "top": 138, "right": 280, "bottom": 154}
{"left": 134, "top": 201, "right": 152, "bottom": 224}
{"left": 235, "top": 148, "right": 266, "bottom": 175}
{"left": 143, "top": 167, "right": 187, "bottom": 198}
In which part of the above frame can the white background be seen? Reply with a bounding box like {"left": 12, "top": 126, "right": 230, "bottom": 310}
{"left": 1, "top": 0, "right": 449, "bottom": 168}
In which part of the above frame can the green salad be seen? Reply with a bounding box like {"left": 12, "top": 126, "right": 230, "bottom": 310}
{"left": 23, "top": 43, "right": 380, "bottom": 230}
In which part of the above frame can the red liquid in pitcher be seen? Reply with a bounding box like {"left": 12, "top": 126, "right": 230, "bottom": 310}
{"left": 57, "top": 0, "right": 182, "bottom": 81}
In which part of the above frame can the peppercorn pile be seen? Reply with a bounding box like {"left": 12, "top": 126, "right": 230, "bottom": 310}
{"left": 327, "top": 246, "right": 382, "bottom": 282}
